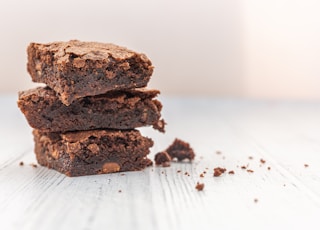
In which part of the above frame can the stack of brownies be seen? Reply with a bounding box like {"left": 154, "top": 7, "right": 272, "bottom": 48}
{"left": 18, "top": 40, "right": 165, "bottom": 177}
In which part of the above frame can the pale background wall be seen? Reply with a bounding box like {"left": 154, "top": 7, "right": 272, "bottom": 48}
{"left": 0, "top": 0, "right": 319, "bottom": 99}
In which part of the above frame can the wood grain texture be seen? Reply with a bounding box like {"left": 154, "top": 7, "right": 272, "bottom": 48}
{"left": 1, "top": 96, "right": 320, "bottom": 230}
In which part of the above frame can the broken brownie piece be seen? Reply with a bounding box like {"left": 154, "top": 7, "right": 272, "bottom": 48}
{"left": 213, "top": 167, "right": 226, "bottom": 177}
{"left": 27, "top": 40, "right": 154, "bottom": 105}
{"left": 154, "top": 151, "right": 171, "bottom": 167}
{"left": 165, "top": 138, "right": 195, "bottom": 161}
{"left": 18, "top": 86, "right": 165, "bottom": 132}
{"left": 195, "top": 182, "right": 205, "bottom": 191}
{"left": 33, "top": 129, "right": 153, "bottom": 177}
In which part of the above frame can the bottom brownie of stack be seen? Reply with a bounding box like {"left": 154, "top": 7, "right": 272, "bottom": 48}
{"left": 33, "top": 129, "right": 153, "bottom": 177}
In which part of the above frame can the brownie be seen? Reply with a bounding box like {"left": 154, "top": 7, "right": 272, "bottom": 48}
{"left": 33, "top": 129, "right": 153, "bottom": 177}
{"left": 165, "top": 138, "right": 195, "bottom": 161}
{"left": 154, "top": 151, "right": 171, "bottom": 167}
{"left": 195, "top": 182, "right": 205, "bottom": 191}
{"left": 213, "top": 167, "right": 226, "bottom": 177}
{"left": 18, "top": 87, "right": 165, "bottom": 132}
{"left": 27, "top": 40, "right": 154, "bottom": 105}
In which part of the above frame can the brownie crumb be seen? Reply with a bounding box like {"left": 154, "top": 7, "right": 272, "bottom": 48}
{"left": 118, "top": 190, "right": 122, "bottom": 193}
{"left": 216, "top": 151, "right": 222, "bottom": 155}
{"left": 195, "top": 182, "right": 205, "bottom": 191}
{"left": 203, "top": 171, "right": 207, "bottom": 174}
{"left": 267, "top": 167, "right": 271, "bottom": 170}
{"left": 254, "top": 198, "right": 258, "bottom": 203}
{"left": 152, "top": 119, "right": 166, "bottom": 133}
{"left": 200, "top": 173, "right": 204, "bottom": 178}
{"left": 30, "top": 163, "right": 38, "bottom": 168}
{"left": 213, "top": 167, "right": 226, "bottom": 177}
{"left": 184, "top": 172, "right": 190, "bottom": 176}
{"left": 177, "top": 170, "right": 181, "bottom": 173}
{"left": 248, "top": 156, "right": 253, "bottom": 160}
{"left": 120, "top": 173, "right": 126, "bottom": 176}
{"left": 19, "top": 161, "right": 24, "bottom": 166}
{"left": 241, "top": 165, "right": 247, "bottom": 170}
{"left": 154, "top": 151, "right": 171, "bottom": 167}
{"left": 304, "top": 164, "right": 309, "bottom": 168}
{"left": 260, "top": 159, "right": 266, "bottom": 164}
{"left": 247, "top": 169, "right": 254, "bottom": 173}
{"left": 165, "top": 138, "right": 195, "bottom": 161}
{"left": 228, "top": 170, "right": 235, "bottom": 175}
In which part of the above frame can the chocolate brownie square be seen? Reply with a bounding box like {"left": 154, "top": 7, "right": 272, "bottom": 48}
{"left": 33, "top": 129, "right": 153, "bottom": 177}
{"left": 27, "top": 40, "right": 153, "bottom": 105}
{"left": 18, "top": 87, "right": 165, "bottom": 132}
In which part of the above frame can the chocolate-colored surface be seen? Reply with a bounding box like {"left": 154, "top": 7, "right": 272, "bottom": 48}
{"left": 165, "top": 138, "right": 195, "bottom": 161}
{"left": 154, "top": 151, "right": 171, "bottom": 167}
{"left": 33, "top": 129, "right": 153, "bottom": 177}
{"left": 27, "top": 40, "right": 153, "bottom": 105}
{"left": 18, "top": 87, "right": 165, "bottom": 132}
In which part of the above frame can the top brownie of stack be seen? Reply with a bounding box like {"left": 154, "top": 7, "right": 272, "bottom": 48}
{"left": 27, "top": 40, "right": 153, "bottom": 105}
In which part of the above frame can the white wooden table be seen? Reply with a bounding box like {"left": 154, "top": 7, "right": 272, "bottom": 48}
{"left": 1, "top": 95, "right": 320, "bottom": 230}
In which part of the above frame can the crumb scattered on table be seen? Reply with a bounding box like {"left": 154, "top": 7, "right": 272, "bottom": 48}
{"left": 30, "top": 163, "right": 38, "bottom": 168}
{"left": 260, "top": 159, "right": 266, "bottom": 164}
{"left": 267, "top": 167, "right": 271, "bottom": 170}
{"left": 154, "top": 151, "right": 171, "bottom": 167}
{"left": 247, "top": 169, "right": 254, "bottom": 173}
{"left": 19, "top": 161, "right": 24, "bottom": 166}
{"left": 165, "top": 138, "right": 195, "bottom": 161}
{"left": 213, "top": 167, "right": 226, "bottom": 177}
{"left": 304, "top": 164, "right": 309, "bottom": 168}
{"left": 228, "top": 170, "right": 235, "bottom": 175}
{"left": 195, "top": 182, "right": 205, "bottom": 191}
{"left": 254, "top": 198, "right": 258, "bottom": 203}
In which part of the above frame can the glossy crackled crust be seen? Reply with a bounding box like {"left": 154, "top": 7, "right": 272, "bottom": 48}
{"left": 18, "top": 86, "right": 165, "bottom": 132}
{"left": 34, "top": 129, "right": 153, "bottom": 177}
{"left": 27, "top": 40, "right": 154, "bottom": 105}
